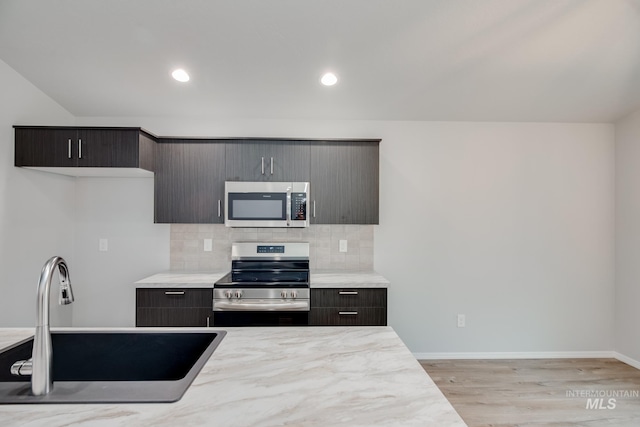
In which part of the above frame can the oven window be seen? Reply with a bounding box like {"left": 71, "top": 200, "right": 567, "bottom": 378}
{"left": 228, "top": 193, "right": 286, "bottom": 220}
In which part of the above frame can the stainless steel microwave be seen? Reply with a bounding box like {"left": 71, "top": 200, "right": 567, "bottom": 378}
{"left": 225, "top": 181, "right": 310, "bottom": 228}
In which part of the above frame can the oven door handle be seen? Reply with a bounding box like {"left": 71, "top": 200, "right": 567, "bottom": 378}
{"left": 214, "top": 300, "right": 309, "bottom": 311}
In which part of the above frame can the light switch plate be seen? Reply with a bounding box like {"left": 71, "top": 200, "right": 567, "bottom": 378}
{"left": 339, "top": 240, "right": 348, "bottom": 252}
{"left": 457, "top": 314, "right": 466, "bottom": 328}
{"left": 99, "top": 238, "right": 108, "bottom": 252}
{"left": 204, "top": 238, "right": 213, "bottom": 252}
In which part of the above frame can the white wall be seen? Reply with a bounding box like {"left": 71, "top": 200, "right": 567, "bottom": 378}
{"left": 615, "top": 107, "right": 640, "bottom": 362}
{"left": 77, "top": 116, "right": 615, "bottom": 353}
{"left": 72, "top": 178, "right": 169, "bottom": 327}
{"left": 0, "top": 59, "right": 76, "bottom": 327}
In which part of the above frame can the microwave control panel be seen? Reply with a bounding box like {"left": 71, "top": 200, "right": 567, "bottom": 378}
{"left": 292, "top": 193, "right": 307, "bottom": 220}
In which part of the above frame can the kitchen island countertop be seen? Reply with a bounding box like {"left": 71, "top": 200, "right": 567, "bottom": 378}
{"left": 0, "top": 326, "right": 465, "bottom": 427}
{"left": 135, "top": 270, "right": 390, "bottom": 289}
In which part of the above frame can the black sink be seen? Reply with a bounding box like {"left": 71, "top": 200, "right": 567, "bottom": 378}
{"left": 0, "top": 330, "right": 226, "bottom": 404}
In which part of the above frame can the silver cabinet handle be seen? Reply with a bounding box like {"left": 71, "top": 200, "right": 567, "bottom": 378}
{"left": 78, "top": 139, "right": 82, "bottom": 159}
{"left": 339, "top": 291, "right": 358, "bottom": 295}
{"left": 261, "top": 157, "right": 265, "bottom": 175}
{"left": 206, "top": 316, "right": 210, "bottom": 327}
{"left": 339, "top": 311, "right": 358, "bottom": 315}
{"left": 313, "top": 200, "right": 316, "bottom": 218}
{"left": 164, "top": 291, "right": 185, "bottom": 295}
{"left": 270, "top": 157, "right": 274, "bottom": 175}
{"left": 68, "top": 139, "right": 72, "bottom": 159}
{"left": 218, "top": 199, "right": 221, "bottom": 217}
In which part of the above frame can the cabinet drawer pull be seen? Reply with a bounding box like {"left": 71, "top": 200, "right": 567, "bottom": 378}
{"left": 164, "top": 291, "right": 185, "bottom": 296}
{"left": 339, "top": 291, "right": 358, "bottom": 295}
{"left": 78, "top": 139, "right": 82, "bottom": 159}
{"left": 68, "top": 139, "right": 72, "bottom": 159}
{"left": 313, "top": 200, "right": 316, "bottom": 218}
{"left": 206, "top": 316, "right": 210, "bottom": 327}
{"left": 270, "top": 157, "right": 274, "bottom": 175}
{"left": 261, "top": 157, "right": 265, "bottom": 175}
{"left": 339, "top": 311, "right": 358, "bottom": 315}
{"left": 218, "top": 199, "right": 222, "bottom": 217}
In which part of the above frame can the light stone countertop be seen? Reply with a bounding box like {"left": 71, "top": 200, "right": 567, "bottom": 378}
{"left": 134, "top": 271, "right": 389, "bottom": 289}
{"left": 310, "top": 270, "right": 390, "bottom": 288}
{"left": 134, "top": 271, "right": 228, "bottom": 288}
{"left": 0, "top": 326, "right": 466, "bottom": 427}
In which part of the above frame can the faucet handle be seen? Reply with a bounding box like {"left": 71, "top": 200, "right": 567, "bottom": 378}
{"left": 57, "top": 264, "right": 74, "bottom": 305}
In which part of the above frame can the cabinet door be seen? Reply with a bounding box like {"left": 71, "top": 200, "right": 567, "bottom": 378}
{"left": 136, "top": 288, "right": 213, "bottom": 307}
{"left": 309, "top": 308, "right": 387, "bottom": 326}
{"left": 136, "top": 308, "right": 212, "bottom": 327}
{"left": 15, "top": 128, "right": 77, "bottom": 167}
{"left": 76, "top": 129, "right": 140, "bottom": 167}
{"left": 310, "top": 141, "right": 379, "bottom": 224}
{"left": 311, "top": 288, "right": 387, "bottom": 308}
{"left": 135, "top": 288, "right": 213, "bottom": 327}
{"left": 225, "top": 140, "right": 309, "bottom": 182}
{"left": 155, "top": 140, "right": 226, "bottom": 223}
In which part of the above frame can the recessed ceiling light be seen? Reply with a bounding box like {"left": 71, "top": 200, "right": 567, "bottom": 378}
{"left": 320, "top": 72, "right": 338, "bottom": 86}
{"left": 171, "top": 69, "right": 190, "bottom": 82}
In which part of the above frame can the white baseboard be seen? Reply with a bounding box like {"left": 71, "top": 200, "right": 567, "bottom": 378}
{"left": 614, "top": 352, "right": 640, "bottom": 370}
{"left": 413, "top": 351, "right": 616, "bottom": 360}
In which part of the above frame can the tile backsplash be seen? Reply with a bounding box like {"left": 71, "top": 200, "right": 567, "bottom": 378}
{"left": 170, "top": 224, "right": 374, "bottom": 271}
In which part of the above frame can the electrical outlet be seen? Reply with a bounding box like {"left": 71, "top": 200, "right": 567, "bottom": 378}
{"left": 339, "top": 240, "right": 348, "bottom": 252}
{"left": 99, "top": 238, "right": 108, "bottom": 252}
{"left": 457, "top": 314, "right": 466, "bottom": 328}
{"left": 204, "top": 238, "right": 213, "bottom": 252}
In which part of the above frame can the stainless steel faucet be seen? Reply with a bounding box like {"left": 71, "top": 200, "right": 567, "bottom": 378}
{"left": 10, "top": 256, "right": 74, "bottom": 396}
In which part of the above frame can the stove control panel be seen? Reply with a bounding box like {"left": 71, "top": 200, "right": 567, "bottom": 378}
{"left": 256, "top": 245, "right": 285, "bottom": 254}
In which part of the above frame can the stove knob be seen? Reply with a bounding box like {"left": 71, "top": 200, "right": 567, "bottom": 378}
{"left": 280, "top": 290, "right": 288, "bottom": 299}
{"left": 290, "top": 290, "right": 298, "bottom": 299}
{"left": 235, "top": 290, "right": 243, "bottom": 299}
{"left": 224, "top": 290, "right": 232, "bottom": 299}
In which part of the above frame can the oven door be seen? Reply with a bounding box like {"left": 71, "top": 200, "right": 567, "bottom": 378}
{"left": 212, "top": 288, "right": 310, "bottom": 326}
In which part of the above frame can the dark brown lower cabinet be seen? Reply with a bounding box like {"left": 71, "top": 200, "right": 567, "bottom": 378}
{"left": 310, "top": 288, "right": 387, "bottom": 326}
{"left": 136, "top": 288, "right": 213, "bottom": 327}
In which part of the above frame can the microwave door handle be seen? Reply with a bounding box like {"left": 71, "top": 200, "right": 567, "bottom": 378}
{"left": 286, "top": 188, "right": 292, "bottom": 227}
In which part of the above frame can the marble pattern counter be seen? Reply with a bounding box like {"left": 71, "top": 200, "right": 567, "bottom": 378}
{"left": 0, "top": 326, "right": 465, "bottom": 427}
{"left": 310, "top": 270, "right": 389, "bottom": 288}
{"left": 134, "top": 271, "right": 228, "bottom": 288}
{"left": 135, "top": 271, "right": 389, "bottom": 289}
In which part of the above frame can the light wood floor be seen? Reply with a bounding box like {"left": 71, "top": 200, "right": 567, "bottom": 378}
{"left": 421, "top": 358, "right": 640, "bottom": 427}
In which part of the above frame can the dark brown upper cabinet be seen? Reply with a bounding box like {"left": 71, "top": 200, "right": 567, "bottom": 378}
{"left": 310, "top": 140, "right": 380, "bottom": 224}
{"left": 225, "top": 140, "right": 310, "bottom": 182}
{"left": 14, "top": 126, "right": 155, "bottom": 175}
{"left": 154, "top": 139, "right": 226, "bottom": 224}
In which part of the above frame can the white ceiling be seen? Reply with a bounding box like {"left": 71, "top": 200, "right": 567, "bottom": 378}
{"left": 1, "top": 0, "right": 639, "bottom": 122}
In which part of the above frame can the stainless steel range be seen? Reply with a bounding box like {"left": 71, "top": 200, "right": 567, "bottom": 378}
{"left": 213, "top": 242, "right": 310, "bottom": 326}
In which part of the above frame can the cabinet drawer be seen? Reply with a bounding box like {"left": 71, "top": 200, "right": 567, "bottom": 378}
{"left": 136, "top": 289, "right": 212, "bottom": 308}
{"left": 136, "top": 308, "right": 212, "bottom": 327}
{"left": 311, "top": 288, "right": 387, "bottom": 308}
{"left": 309, "top": 308, "right": 386, "bottom": 326}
